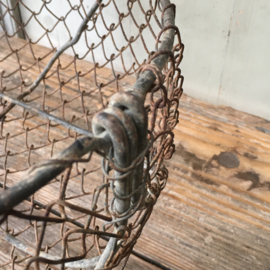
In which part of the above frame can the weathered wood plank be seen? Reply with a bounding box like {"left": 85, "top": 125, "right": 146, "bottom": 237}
{"left": 0, "top": 34, "right": 270, "bottom": 270}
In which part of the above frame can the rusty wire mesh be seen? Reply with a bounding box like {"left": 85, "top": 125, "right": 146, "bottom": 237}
{"left": 0, "top": 0, "right": 184, "bottom": 269}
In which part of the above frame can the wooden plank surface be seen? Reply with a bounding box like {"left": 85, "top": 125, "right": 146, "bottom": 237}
{"left": 144, "top": 95, "right": 270, "bottom": 270}
{"left": 0, "top": 34, "right": 270, "bottom": 270}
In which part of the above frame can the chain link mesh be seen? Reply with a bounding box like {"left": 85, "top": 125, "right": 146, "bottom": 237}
{"left": 0, "top": 0, "right": 184, "bottom": 269}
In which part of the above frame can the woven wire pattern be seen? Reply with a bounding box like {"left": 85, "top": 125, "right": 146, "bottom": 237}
{"left": 0, "top": 0, "right": 184, "bottom": 269}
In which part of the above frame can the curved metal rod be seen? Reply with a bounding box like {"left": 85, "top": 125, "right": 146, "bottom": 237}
{"left": 0, "top": 133, "right": 111, "bottom": 217}
{"left": 92, "top": 110, "right": 132, "bottom": 269}
{"left": 108, "top": 91, "right": 147, "bottom": 204}
{"left": 92, "top": 0, "right": 176, "bottom": 268}
{"left": 132, "top": 0, "right": 175, "bottom": 98}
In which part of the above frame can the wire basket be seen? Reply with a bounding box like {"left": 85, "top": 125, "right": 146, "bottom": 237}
{"left": 0, "top": 0, "right": 184, "bottom": 269}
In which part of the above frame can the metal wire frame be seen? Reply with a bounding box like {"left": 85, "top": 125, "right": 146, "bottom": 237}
{"left": 0, "top": 0, "right": 184, "bottom": 269}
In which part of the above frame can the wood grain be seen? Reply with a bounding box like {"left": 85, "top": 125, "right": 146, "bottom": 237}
{"left": 0, "top": 34, "right": 270, "bottom": 270}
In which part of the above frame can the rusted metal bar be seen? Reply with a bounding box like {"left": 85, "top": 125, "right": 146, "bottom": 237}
{"left": 0, "top": 93, "right": 94, "bottom": 137}
{"left": 0, "top": 134, "right": 111, "bottom": 216}
{"left": 92, "top": 107, "right": 133, "bottom": 268}
{"left": 132, "top": 0, "right": 176, "bottom": 98}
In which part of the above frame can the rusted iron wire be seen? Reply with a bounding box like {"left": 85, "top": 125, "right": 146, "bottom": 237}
{"left": 0, "top": 0, "right": 184, "bottom": 269}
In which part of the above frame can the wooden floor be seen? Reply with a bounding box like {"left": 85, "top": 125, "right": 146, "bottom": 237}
{"left": 137, "top": 95, "right": 270, "bottom": 270}
{"left": 1, "top": 35, "right": 270, "bottom": 270}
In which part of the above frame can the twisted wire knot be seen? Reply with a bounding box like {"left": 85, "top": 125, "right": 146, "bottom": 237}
{"left": 92, "top": 90, "right": 148, "bottom": 229}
